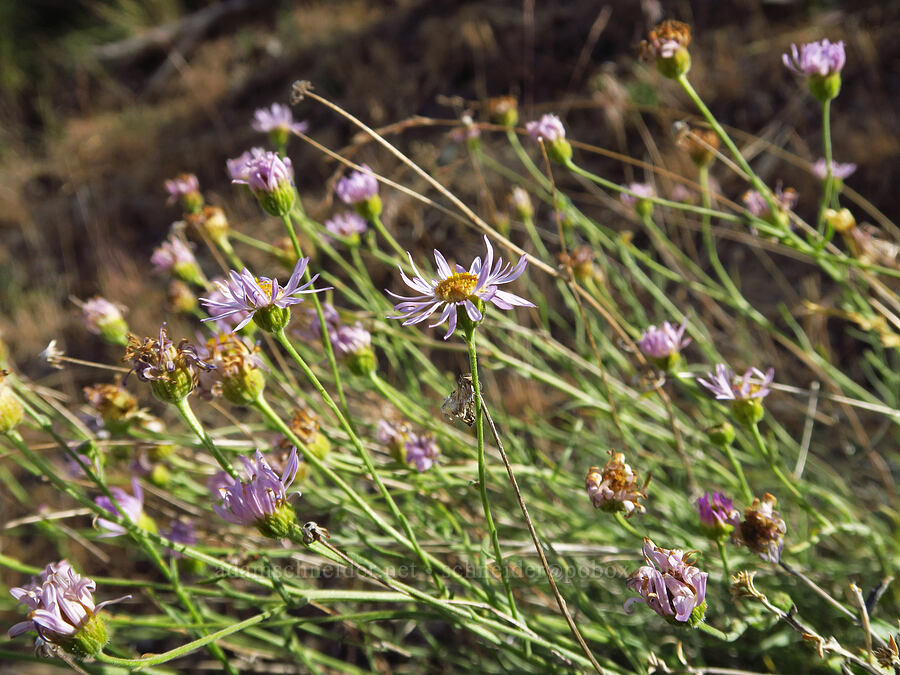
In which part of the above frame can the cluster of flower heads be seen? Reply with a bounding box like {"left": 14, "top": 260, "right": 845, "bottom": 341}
{"left": 201, "top": 257, "right": 326, "bottom": 333}
{"left": 585, "top": 450, "right": 649, "bottom": 517}
{"left": 8, "top": 561, "right": 128, "bottom": 656}
{"left": 377, "top": 420, "right": 440, "bottom": 472}
{"left": 625, "top": 539, "right": 707, "bottom": 624}
{"left": 388, "top": 235, "right": 534, "bottom": 340}
{"left": 209, "top": 448, "right": 300, "bottom": 539}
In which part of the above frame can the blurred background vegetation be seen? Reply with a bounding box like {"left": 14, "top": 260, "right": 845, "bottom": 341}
{"left": 0, "top": 0, "right": 897, "bottom": 396}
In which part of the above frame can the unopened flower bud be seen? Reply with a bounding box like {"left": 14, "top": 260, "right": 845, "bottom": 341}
{"left": 149, "top": 463, "right": 171, "bottom": 488}
{"left": 83, "top": 383, "right": 138, "bottom": 434}
{"left": 509, "top": 187, "right": 534, "bottom": 220}
{"left": 696, "top": 491, "right": 739, "bottom": 539}
{"left": 488, "top": 96, "right": 519, "bottom": 127}
{"left": 705, "top": 421, "right": 736, "bottom": 446}
{"left": 167, "top": 280, "right": 198, "bottom": 314}
{"left": 0, "top": 372, "right": 23, "bottom": 433}
{"left": 824, "top": 207, "right": 855, "bottom": 233}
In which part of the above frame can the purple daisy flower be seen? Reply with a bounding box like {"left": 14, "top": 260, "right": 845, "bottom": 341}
{"left": 251, "top": 103, "right": 309, "bottom": 135}
{"left": 697, "top": 491, "right": 739, "bottom": 537}
{"left": 210, "top": 447, "right": 299, "bottom": 527}
{"left": 233, "top": 151, "right": 292, "bottom": 194}
{"left": 164, "top": 174, "right": 200, "bottom": 206}
{"left": 404, "top": 434, "right": 440, "bottom": 472}
{"left": 94, "top": 478, "right": 146, "bottom": 537}
{"left": 151, "top": 235, "right": 196, "bottom": 274}
{"left": 8, "top": 560, "right": 129, "bottom": 644}
{"left": 332, "top": 322, "right": 371, "bottom": 357}
{"left": 624, "top": 539, "right": 708, "bottom": 624}
{"left": 325, "top": 212, "right": 368, "bottom": 238}
{"left": 742, "top": 183, "right": 798, "bottom": 219}
{"left": 78, "top": 297, "right": 126, "bottom": 336}
{"left": 226, "top": 147, "right": 266, "bottom": 182}
{"left": 335, "top": 165, "right": 379, "bottom": 205}
{"left": 620, "top": 183, "right": 655, "bottom": 209}
{"left": 782, "top": 39, "right": 846, "bottom": 77}
{"left": 811, "top": 158, "right": 857, "bottom": 181}
{"left": 637, "top": 318, "right": 691, "bottom": 361}
{"left": 525, "top": 114, "right": 565, "bottom": 143}
{"left": 200, "top": 258, "right": 327, "bottom": 332}
{"left": 698, "top": 364, "right": 774, "bottom": 401}
{"left": 388, "top": 235, "right": 535, "bottom": 339}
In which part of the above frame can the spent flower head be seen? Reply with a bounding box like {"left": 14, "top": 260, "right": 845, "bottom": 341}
{"left": 198, "top": 333, "right": 267, "bottom": 405}
{"left": 124, "top": 324, "right": 214, "bottom": 403}
{"left": 637, "top": 318, "right": 690, "bottom": 370}
{"left": 696, "top": 491, "right": 739, "bottom": 539}
{"left": 624, "top": 538, "right": 708, "bottom": 625}
{"left": 585, "top": 450, "right": 649, "bottom": 517}
{"left": 640, "top": 20, "right": 692, "bottom": 78}
{"left": 164, "top": 173, "right": 203, "bottom": 213}
{"left": 9, "top": 560, "right": 129, "bottom": 657}
{"left": 200, "top": 258, "right": 327, "bottom": 333}
{"left": 731, "top": 493, "right": 786, "bottom": 563}
{"left": 77, "top": 297, "right": 129, "bottom": 346}
{"left": 209, "top": 448, "right": 300, "bottom": 539}
{"left": 388, "top": 234, "right": 535, "bottom": 340}
{"left": 94, "top": 478, "right": 155, "bottom": 536}
{"left": 83, "top": 383, "right": 138, "bottom": 433}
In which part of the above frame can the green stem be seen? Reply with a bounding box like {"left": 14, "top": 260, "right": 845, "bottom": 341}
{"left": 614, "top": 511, "right": 644, "bottom": 539}
{"left": 817, "top": 98, "right": 834, "bottom": 235}
{"left": 749, "top": 423, "right": 830, "bottom": 527}
{"left": 676, "top": 74, "right": 779, "bottom": 217}
{"left": 96, "top": 609, "right": 276, "bottom": 668}
{"left": 698, "top": 165, "right": 752, "bottom": 313}
{"left": 370, "top": 213, "right": 408, "bottom": 260}
{"left": 464, "top": 330, "right": 521, "bottom": 622}
{"left": 719, "top": 442, "right": 753, "bottom": 504}
{"left": 173, "top": 397, "right": 238, "bottom": 480}
{"left": 281, "top": 212, "right": 351, "bottom": 418}
{"left": 716, "top": 539, "right": 731, "bottom": 581}
{"left": 271, "top": 329, "right": 447, "bottom": 596}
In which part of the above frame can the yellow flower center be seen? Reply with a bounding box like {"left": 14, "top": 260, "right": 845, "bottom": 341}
{"left": 256, "top": 279, "right": 275, "bottom": 301}
{"left": 434, "top": 272, "right": 479, "bottom": 303}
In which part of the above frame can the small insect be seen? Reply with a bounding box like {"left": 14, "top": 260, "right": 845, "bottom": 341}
{"left": 302, "top": 521, "right": 330, "bottom": 545}
{"left": 442, "top": 372, "right": 477, "bottom": 426}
